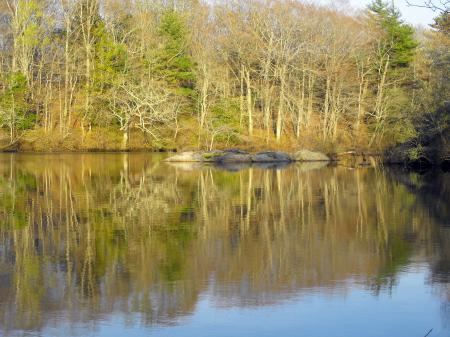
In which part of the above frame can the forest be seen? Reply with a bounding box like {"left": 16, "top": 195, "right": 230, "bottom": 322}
{"left": 0, "top": 0, "right": 448, "bottom": 163}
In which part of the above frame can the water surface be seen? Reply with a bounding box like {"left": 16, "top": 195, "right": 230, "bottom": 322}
{"left": 0, "top": 153, "right": 449, "bottom": 337}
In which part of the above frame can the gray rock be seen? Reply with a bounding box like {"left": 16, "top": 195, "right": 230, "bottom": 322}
{"left": 251, "top": 151, "right": 292, "bottom": 162}
{"left": 212, "top": 152, "right": 253, "bottom": 163}
{"left": 166, "top": 150, "right": 293, "bottom": 163}
{"left": 292, "top": 149, "right": 330, "bottom": 162}
{"left": 199, "top": 151, "right": 226, "bottom": 162}
{"left": 223, "top": 149, "right": 249, "bottom": 155}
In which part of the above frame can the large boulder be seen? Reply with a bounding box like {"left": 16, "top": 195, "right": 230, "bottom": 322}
{"left": 251, "top": 151, "right": 292, "bottom": 162}
{"left": 165, "top": 150, "right": 251, "bottom": 162}
{"left": 199, "top": 151, "right": 226, "bottom": 162}
{"left": 223, "top": 149, "right": 250, "bottom": 155}
{"left": 292, "top": 149, "right": 330, "bottom": 162}
{"left": 166, "top": 150, "right": 292, "bottom": 163}
{"left": 212, "top": 152, "right": 253, "bottom": 163}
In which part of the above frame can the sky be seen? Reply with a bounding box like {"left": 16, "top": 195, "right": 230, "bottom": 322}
{"left": 350, "top": 0, "right": 437, "bottom": 26}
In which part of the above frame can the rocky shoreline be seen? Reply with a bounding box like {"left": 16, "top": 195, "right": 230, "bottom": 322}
{"left": 164, "top": 149, "right": 397, "bottom": 170}
{"left": 166, "top": 149, "right": 330, "bottom": 163}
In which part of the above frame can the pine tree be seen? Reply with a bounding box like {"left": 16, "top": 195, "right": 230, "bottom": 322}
{"left": 368, "top": 0, "right": 418, "bottom": 68}
{"left": 0, "top": 73, "right": 34, "bottom": 143}
{"left": 154, "top": 10, "right": 195, "bottom": 95}
{"left": 431, "top": 11, "right": 450, "bottom": 35}
{"left": 92, "top": 21, "right": 127, "bottom": 93}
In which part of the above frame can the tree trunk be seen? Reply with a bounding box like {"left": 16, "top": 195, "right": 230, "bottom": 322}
{"left": 322, "top": 76, "right": 331, "bottom": 140}
{"left": 296, "top": 70, "right": 306, "bottom": 139}
{"left": 245, "top": 67, "right": 253, "bottom": 137}
{"left": 276, "top": 66, "right": 286, "bottom": 142}
{"left": 122, "top": 130, "right": 129, "bottom": 150}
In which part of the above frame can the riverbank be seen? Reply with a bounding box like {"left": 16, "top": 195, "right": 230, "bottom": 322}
{"left": 163, "top": 148, "right": 448, "bottom": 171}
{"left": 1, "top": 129, "right": 448, "bottom": 170}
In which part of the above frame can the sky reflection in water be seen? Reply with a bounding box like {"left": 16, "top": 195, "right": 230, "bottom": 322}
{"left": 0, "top": 153, "right": 448, "bottom": 337}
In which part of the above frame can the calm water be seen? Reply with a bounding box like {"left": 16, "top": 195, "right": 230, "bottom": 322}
{"left": 0, "top": 153, "right": 449, "bottom": 337}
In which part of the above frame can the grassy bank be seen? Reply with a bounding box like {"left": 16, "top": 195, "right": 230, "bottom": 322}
{"left": 0, "top": 127, "right": 357, "bottom": 154}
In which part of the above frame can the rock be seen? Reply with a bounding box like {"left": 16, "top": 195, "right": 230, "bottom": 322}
{"left": 166, "top": 150, "right": 292, "bottom": 163}
{"left": 251, "top": 151, "right": 292, "bottom": 162}
{"left": 199, "top": 151, "right": 226, "bottom": 161}
{"left": 165, "top": 151, "right": 206, "bottom": 162}
{"left": 223, "top": 149, "right": 249, "bottom": 155}
{"left": 292, "top": 149, "right": 330, "bottom": 162}
{"left": 212, "top": 152, "right": 253, "bottom": 163}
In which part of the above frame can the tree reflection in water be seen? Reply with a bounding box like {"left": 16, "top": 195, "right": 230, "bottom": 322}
{"left": 0, "top": 153, "right": 448, "bottom": 334}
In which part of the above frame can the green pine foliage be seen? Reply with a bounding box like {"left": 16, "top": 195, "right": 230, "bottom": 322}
{"left": 0, "top": 73, "right": 34, "bottom": 134}
{"left": 369, "top": 0, "right": 418, "bottom": 68}
{"left": 432, "top": 12, "right": 450, "bottom": 35}
{"left": 154, "top": 10, "right": 195, "bottom": 94}
{"left": 93, "top": 22, "right": 128, "bottom": 92}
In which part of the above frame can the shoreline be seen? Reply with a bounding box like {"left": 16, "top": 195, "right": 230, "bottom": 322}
{"left": 0, "top": 148, "right": 447, "bottom": 170}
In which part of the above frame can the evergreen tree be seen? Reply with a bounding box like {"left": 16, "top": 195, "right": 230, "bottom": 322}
{"left": 0, "top": 72, "right": 34, "bottom": 143}
{"left": 431, "top": 11, "right": 450, "bottom": 35}
{"left": 154, "top": 10, "right": 195, "bottom": 95}
{"left": 368, "top": 0, "right": 418, "bottom": 68}
{"left": 93, "top": 22, "right": 127, "bottom": 93}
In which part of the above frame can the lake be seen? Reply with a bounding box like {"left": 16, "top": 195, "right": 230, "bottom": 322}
{"left": 0, "top": 153, "right": 448, "bottom": 337}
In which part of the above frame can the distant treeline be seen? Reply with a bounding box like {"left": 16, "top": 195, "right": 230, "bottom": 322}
{"left": 0, "top": 0, "right": 448, "bottom": 154}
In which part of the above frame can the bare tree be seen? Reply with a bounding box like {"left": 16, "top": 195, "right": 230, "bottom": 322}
{"left": 110, "top": 80, "right": 180, "bottom": 148}
{"left": 406, "top": 0, "right": 449, "bottom": 13}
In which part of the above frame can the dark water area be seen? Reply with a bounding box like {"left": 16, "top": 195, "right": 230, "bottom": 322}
{"left": 0, "top": 153, "right": 449, "bottom": 337}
